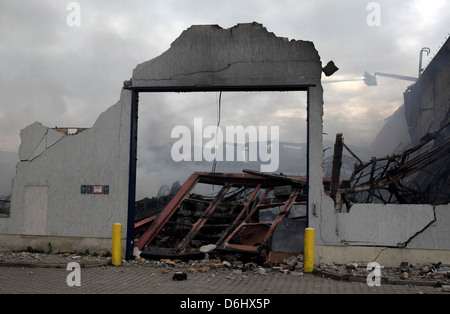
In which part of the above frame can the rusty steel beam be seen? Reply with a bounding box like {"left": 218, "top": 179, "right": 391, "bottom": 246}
{"left": 262, "top": 188, "right": 300, "bottom": 243}
{"left": 243, "top": 169, "right": 307, "bottom": 187}
{"left": 215, "top": 184, "right": 261, "bottom": 245}
{"left": 175, "top": 184, "right": 231, "bottom": 252}
{"left": 136, "top": 171, "right": 310, "bottom": 259}
{"left": 135, "top": 173, "right": 200, "bottom": 250}
{"left": 134, "top": 214, "right": 158, "bottom": 234}
{"left": 220, "top": 188, "right": 301, "bottom": 254}
{"left": 219, "top": 188, "right": 272, "bottom": 248}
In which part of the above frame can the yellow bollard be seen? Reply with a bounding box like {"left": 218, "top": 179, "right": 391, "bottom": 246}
{"left": 304, "top": 227, "right": 314, "bottom": 273}
{"left": 112, "top": 223, "right": 122, "bottom": 266}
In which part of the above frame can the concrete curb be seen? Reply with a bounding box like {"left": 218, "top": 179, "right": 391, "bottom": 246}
{"left": 0, "top": 261, "right": 107, "bottom": 268}
{"left": 313, "top": 269, "right": 444, "bottom": 288}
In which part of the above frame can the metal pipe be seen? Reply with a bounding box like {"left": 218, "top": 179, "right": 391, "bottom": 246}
{"left": 419, "top": 47, "right": 431, "bottom": 78}
{"left": 374, "top": 72, "right": 417, "bottom": 82}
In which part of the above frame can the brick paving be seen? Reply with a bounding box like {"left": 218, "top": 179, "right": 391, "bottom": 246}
{"left": 0, "top": 264, "right": 445, "bottom": 295}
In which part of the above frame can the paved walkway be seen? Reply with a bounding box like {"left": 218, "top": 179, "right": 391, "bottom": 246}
{"left": 0, "top": 263, "right": 444, "bottom": 295}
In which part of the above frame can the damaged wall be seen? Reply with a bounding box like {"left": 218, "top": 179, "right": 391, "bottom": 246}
{"left": 132, "top": 23, "right": 322, "bottom": 88}
{"left": 129, "top": 22, "right": 324, "bottom": 261}
{"left": 1, "top": 22, "right": 448, "bottom": 265}
{"left": 313, "top": 194, "right": 450, "bottom": 266}
{"left": 313, "top": 37, "right": 450, "bottom": 266}
{"left": 0, "top": 89, "right": 132, "bottom": 253}
{"left": 316, "top": 197, "right": 450, "bottom": 248}
{"left": 404, "top": 37, "right": 450, "bottom": 146}
{"left": 402, "top": 37, "right": 450, "bottom": 205}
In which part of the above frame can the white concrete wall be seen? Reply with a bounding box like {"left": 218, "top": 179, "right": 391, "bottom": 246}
{"left": 311, "top": 196, "right": 447, "bottom": 248}
{"left": 408, "top": 204, "right": 450, "bottom": 250}
{"left": 0, "top": 89, "right": 132, "bottom": 253}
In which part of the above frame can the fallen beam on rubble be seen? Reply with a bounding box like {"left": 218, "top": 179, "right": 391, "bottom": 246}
{"left": 135, "top": 171, "right": 311, "bottom": 261}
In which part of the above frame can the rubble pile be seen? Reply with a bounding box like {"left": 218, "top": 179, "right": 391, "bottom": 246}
{"left": 0, "top": 251, "right": 108, "bottom": 267}
{"left": 134, "top": 171, "right": 310, "bottom": 262}
{"left": 125, "top": 254, "right": 305, "bottom": 278}
{"left": 316, "top": 261, "right": 450, "bottom": 286}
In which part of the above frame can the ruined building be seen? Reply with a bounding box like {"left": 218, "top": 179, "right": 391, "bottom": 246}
{"left": 0, "top": 23, "right": 448, "bottom": 266}
{"left": 403, "top": 37, "right": 450, "bottom": 205}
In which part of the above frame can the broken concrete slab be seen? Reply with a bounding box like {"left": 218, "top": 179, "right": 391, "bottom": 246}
{"left": 336, "top": 203, "right": 436, "bottom": 247}
{"left": 18, "top": 122, "right": 65, "bottom": 161}
{"left": 408, "top": 203, "right": 450, "bottom": 250}
{"left": 132, "top": 22, "right": 321, "bottom": 89}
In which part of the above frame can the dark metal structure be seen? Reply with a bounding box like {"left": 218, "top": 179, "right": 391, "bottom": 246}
{"left": 333, "top": 125, "right": 450, "bottom": 212}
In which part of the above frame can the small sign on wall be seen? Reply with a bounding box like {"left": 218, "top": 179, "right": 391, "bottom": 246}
{"left": 81, "top": 185, "right": 110, "bottom": 195}
{"left": 93, "top": 185, "right": 103, "bottom": 194}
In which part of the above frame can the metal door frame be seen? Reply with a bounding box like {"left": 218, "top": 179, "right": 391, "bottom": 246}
{"left": 123, "top": 84, "right": 315, "bottom": 260}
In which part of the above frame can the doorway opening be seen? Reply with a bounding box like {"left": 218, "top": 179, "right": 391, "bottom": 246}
{"left": 126, "top": 87, "right": 311, "bottom": 260}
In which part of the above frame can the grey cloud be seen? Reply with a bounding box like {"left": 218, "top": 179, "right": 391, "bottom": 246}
{"left": 0, "top": 0, "right": 449, "bottom": 196}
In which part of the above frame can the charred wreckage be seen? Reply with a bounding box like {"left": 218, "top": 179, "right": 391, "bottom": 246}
{"left": 134, "top": 122, "right": 449, "bottom": 262}
{"left": 134, "top": 170, "right": 321, "bottom": 262}
{"left": 330, "top": 123, "right": 450, "bottom": 212}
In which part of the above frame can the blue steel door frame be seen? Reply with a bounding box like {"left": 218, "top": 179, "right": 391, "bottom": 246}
{"left": 124, "top": 85, "right": 314, "bottom": 260}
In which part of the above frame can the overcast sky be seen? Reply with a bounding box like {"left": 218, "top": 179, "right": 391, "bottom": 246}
{"left": 1, "top": 0, "right": 449, "bottom": 154}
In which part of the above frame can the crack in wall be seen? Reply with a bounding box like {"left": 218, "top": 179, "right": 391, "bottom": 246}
{"left": 135, "top": 59, "right": 318, "bottom": 83}
{"left": 397, "top": 206, "right": 437, "bottom": 248}
{"left": 19, "top": 129, "right": 48, "bottom": 162}
{"left": 371, "top": 247, "right": 389, "bottom": 262}
{"left": 371, "top": 205, "right": 436, "bottom": 262}
{"left": 20, "top": 128, "right": 66, "bottom": 163}
{"left": 330, "top": 202, "right": 439, "bottom": 249}
{"left": 168, "top": 62, "right": 233, "bottom": 80}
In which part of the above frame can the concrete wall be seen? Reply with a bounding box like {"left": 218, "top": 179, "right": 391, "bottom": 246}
{"left": 312, "top": 187, "right": 450, "bottom": 266}
{"left": 132, "top": 22, "right": 322, "bottom": 88}
{"left": 311, "top": 37, "right": 450, "bottom": 266}
{"left": 0, "top": 89, "right": 132, "bottom": 253}
{"left": 404, "top": 38, "right": 450, "bottom": 146}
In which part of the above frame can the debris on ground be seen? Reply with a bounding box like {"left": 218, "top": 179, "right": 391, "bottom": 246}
{"left": 172, "top": 271, "right": 188, "bottom": 281}
{"left": 315, "top": 261, "right": 450, "bottom": 286}
{"left": 134, "top": 170, "right": 317, "bottom": 263}
{"left": 1, "top": 250, "right": 450, "bottom": 291}
{"left": 0, "top": 251, "right": 109, "bottom": 267}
